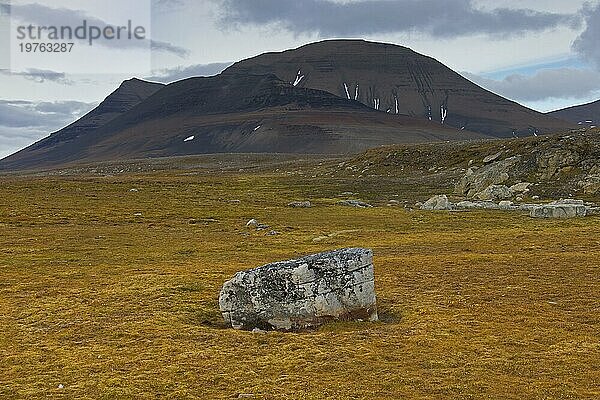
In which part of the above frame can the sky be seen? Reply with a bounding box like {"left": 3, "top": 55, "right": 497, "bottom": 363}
{"left": 1, "top": 0, "right": 600, "bottom": 159}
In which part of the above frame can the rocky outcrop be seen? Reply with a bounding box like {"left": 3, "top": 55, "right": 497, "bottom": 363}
{"left": 219, "top": 248, "right": 378, "bottom": 331}
{"left": 509, "top": 182, "right": 532, "bottom": 194}
{"left": 421, "top": 195, "right": 452, "bottom": 210}
{"left": 578, "top": 175, "right": 600, "bottom": 195}
{"left": 474, "top": 185, "right": 513, "bottom": 201}
{"left": 455, "top": 157, "right": 520, "bottom": 198}
{"left": 424, "top": 196, "right": 596, "bottom": 217}
{"left": 537, "top": 149, "right": 580, "bottom": 180}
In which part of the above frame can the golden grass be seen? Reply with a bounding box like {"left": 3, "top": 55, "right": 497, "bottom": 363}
{"left": 0, "top": 169, "right": 599, "bottom": 399}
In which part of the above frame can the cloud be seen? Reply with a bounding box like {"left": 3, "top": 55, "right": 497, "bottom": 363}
{"left": 6, "top": 2, "right": 189, "bottom": 57}
{"left": 0, "top": 128, "right": 49, "bottom": 159}
{"left": 217, "top": 0, "right": 580, "bottom": 38}
{"left": 145, "top": 62, "right": 232, "bottom": 83}
{"left": 0, "top": 2, "right": 9, "bottom": 16}
{"left": 572, "top": 2, "right": 600, "bottom": 68}
{"left": 464, "top": 68, "right": 600, "bottom": 101}
{"left": 150, "top": 41, "right": 190, "bottom": 58}
{"left": 0, "top": 100, "right": 96, "bottom": 158}
{"left": 0, "top": 99, "right": 95, "bottom": 127}
{"left": 153, "top": 0, "right": 186, "bottom": 10}
{"left": 1, "top": 68, "right": 72, "bottom": 84}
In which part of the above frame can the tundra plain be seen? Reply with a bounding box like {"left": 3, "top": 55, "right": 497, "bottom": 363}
{"left": 1, "top": 152, "right": 599, "bottom": 399}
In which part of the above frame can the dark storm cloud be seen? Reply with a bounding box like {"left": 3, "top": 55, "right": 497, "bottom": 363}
{"left": 217, "top": 0, "right": 580, "bottom": 38}
{"left": 6, "top": 2, "right": 189, "bottom": 57}
{"left": 572, "top": 2, "right": 600, "bottom": 68}
{"left": 464, "top": 68, "right": 600, "bottom": 101}
{"left": 145, "top": 62, "right": 232, "bottom": 83}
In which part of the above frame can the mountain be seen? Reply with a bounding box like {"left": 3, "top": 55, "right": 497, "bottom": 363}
{"left": 225, "top": 40, "right": 574, "bottom": 137}
{"left": 2, "top": 39, "right": 575, "bottom": 171}
{"left": 547, "top": 99, "right": 600, "bottom": 127}
{"left": 0, "top": 73, "right": 485, "bottom": 171}
{"left": 1, "top": 78, "right": 164, "bottom": 168}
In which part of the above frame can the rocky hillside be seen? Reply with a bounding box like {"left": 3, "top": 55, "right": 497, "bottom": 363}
{"left": 347, "top": 128, "right": 600, "bottom": 201}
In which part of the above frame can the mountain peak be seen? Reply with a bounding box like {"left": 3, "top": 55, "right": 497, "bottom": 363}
{"left": 225, "top": 40, "right": 573, "bottom": 137}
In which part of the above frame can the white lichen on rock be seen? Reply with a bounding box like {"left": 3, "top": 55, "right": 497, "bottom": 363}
{"left": 219, "top": 248, "right": 378, "bottom": 331}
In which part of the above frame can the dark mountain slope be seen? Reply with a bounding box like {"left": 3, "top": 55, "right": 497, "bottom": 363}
{"left": 0, "top": 73, "right": 486, "bottom": 170}
{"left": 225, "top": 40, "right": 574, "bottom": 138}
{"left": 547, "top": 99, "right": 600, "bottom": 126}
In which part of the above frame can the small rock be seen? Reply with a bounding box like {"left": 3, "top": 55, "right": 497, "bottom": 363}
{"left": 483, "top": 151, "right": 503, "bottom": 164}
{"left": 58, "top": 384, "right": 64, "bottom": 389}
{"left": 552, "top": 199, "right": 585, "bottom": 205}
{"left": 509, "top": 182, "right": 532, "bottom": 194}
{"left": 246, "top": 219, "right": 270, "bottom": 230}
{"left": 337, "top": 200, "right": 373, "bottom": 208}
{"left": 287, "top": 201, "right": 312, "bottom": 208}
{"left": 421, "top": 195, "right": 452, "bottom": 210}
{"left": 456, "top": 200, "right": 480, "bottom": 209}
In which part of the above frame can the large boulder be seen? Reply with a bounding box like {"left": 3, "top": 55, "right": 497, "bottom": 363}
{"left": 530, "top": 200, "right": 588, "bottom": 218}
{"left": 421, "top": 195, "right": 452, "bottom": 210}
{"left": 219, "top": 248, "right": 378, "bottom": 331}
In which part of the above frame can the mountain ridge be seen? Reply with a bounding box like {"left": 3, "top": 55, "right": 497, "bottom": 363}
{"left": 547, "top": 99, "right": 599, "bottom": 127}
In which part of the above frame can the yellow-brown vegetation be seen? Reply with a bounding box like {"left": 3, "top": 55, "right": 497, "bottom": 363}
{"left": 1, "top": 162, "right": 598, "bottom": 399}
